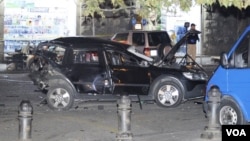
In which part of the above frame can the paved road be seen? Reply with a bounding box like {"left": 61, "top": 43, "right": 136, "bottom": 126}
{"left": 0, "top": 73, "right": 221, "bottom": 141}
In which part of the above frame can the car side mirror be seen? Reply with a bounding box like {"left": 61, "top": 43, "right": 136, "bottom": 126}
{"left": 220, "top": 52, "right": 229, "bottom": 68}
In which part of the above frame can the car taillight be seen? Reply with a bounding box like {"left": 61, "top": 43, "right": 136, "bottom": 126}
{"left": 144, "top": 48, "right": 157, "bottom": 57}
{"left": 144, "top": 48, "right": 150, "bottom": 57}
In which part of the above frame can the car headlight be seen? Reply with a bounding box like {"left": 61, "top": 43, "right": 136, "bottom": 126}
{"left": 183, "top": 72, "right": 208, "bottom": 80}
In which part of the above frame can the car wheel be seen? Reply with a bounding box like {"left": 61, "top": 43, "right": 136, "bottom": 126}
{"left": 154, "top": 80, "right": 183, "bottom": 108}
{"left": 47, "top": 82, "right": 74, "bottom": 111}
{"left": 218, "top": 99, "right": 245, "bottom": 125}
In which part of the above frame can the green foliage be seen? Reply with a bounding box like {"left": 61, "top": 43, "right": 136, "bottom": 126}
{"left": 196, "top": 0, "right": 249, "bottom": 9}
{"left": 78, "top": 0, "right": 250, "bottom": 18}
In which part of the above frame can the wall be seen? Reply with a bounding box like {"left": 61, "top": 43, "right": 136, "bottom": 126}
{"left": 78, "top": 16, "right": 131, "bottom": 39}
{"left": 0, "top": 1, "right": 3, "bottom": 61}
{"left": 1, "top": 2, "right": 250, "bottom": 60}
{"left": 3, "top": 0, "right": 76, "bottom": 53}
{"left": 201, "top": 5, "right": 250, "bottom": 56}
{"left": 78, "top": 4, "right": 250, "bottom": 57}
{"left": 77, "top": 8, "right": 132, "bottom": 39}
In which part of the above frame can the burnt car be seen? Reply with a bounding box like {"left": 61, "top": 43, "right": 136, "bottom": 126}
{"left": 29, "top": 32, "right": 208, "bottom": 111}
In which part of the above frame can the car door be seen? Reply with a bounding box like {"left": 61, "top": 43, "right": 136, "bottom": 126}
{"left": 226, "top": 31, "right": 250, "bottom": 117}
{"left": 104, "top": 49, "right": 150, "bottom": 95}
{"left": 65, "top": 47, "right": 111, "bottom": 94}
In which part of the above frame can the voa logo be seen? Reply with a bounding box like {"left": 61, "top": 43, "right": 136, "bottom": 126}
{"left": 226, "top": 129, "right": 246, "bottom": 136}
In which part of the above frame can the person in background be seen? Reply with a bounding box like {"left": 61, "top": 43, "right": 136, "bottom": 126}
{"left": 169, "top": 30, "right": 177, "bottom": 46}
{"left": 186, "top": 23, "right": 200, "bottom": 66}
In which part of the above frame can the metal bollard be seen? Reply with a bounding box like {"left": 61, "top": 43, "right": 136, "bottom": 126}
{"left": 18, "top": 100, "right": 33, "bottom": 141}
{"left": 116, "top": 95, "right": 133, "bottom": 141}
{"left": 201, "top": 85, "right": 221, "bottom": 140}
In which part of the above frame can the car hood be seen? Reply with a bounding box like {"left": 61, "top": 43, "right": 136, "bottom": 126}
{"left": 162, "top": 30, "right": 201, "bottom": 63}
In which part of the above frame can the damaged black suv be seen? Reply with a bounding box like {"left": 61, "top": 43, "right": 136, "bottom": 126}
{"left": 29, "top": 33, "right": 208, "bottom": 111}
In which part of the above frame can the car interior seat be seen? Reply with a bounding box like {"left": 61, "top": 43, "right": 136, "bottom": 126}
{"left": 230, "top": 53, "right": 247, "bottom": 68}
{"left": 112, "top": 53, "right": 121, "bottom": 65}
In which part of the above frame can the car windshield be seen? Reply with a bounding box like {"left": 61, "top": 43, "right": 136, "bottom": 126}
{"left": 37, "top": 44, "right": 66, "bottom": 65}
{"left": 148, "top": 32, "right": 171, "bottom": 46}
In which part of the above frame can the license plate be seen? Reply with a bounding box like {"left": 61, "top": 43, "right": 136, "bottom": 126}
{"left": 150, "top": 50, "right": 157, "bottom": 56}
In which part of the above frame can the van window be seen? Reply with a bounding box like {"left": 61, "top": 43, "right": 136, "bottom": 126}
{"left": 132, "top": 33, "right": 145, "bottom": 46}
{"left": 229, "top": 32, "right": 250, "bottom": 68}
{"left": 148, "top": 32, "right": 171, "bottom": 46}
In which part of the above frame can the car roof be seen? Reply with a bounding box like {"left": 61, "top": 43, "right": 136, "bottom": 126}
{"left": 37, "top": 36, "right": 147, "bottom": 62}
{"left": 114, "top": 30, "right": 169, "bottom": 34}
{"left": 40, "top": 36, "right": 131, "bottom": 50}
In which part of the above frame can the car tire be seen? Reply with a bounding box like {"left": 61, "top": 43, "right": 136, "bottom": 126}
{"left": 217, "top": 99, "right": 246, "bottom": 125}
{"left": 154, "top": 79, "right": 183, "bottom": 108}
{"left": 47, "top": 81, "right": 74, "bottom": 111}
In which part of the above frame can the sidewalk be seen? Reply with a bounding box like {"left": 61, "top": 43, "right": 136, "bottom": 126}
{"left": 0, "top": 62, "right": 29, "bottom": 73}
{"left": 0, "top": 63, "right": 6, "bottom": 72}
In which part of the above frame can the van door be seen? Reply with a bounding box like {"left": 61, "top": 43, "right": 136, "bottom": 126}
{"left": 226, "top": 31, "right": 250, "bottom": 118}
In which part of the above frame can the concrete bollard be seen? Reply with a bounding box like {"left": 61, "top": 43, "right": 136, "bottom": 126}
{"left": 116, "top": 95, "right": 133, "bottom": 141}
{"left": 201, "top": 85, "right": 221, "bottom": 140}
{"left": 18, "top": 100, "right": 33, "bottom": 141}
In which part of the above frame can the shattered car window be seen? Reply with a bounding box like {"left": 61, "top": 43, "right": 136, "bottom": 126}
{"left": 47, "top": 46, "right": 65, "bottom": 64}
{"left": 54, "top": 46, "right": 65, "bottom": 64}
{"left": 73, "top": 50, "right": 99, "bottom": 64}
{"left": 38, "top": 45, "right": 65, "bottom": 64}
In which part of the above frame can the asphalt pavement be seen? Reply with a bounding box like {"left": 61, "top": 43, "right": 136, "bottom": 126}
{"left": 0, "top": 70, "right": 222, "bottom": 141}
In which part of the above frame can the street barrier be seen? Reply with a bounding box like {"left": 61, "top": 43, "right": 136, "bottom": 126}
{"left": 201, "top": 85, "right": 222, "bottom": 140}
{"left": 116, "top": 95, "right": 133, "bottom": 141}
{"left": 18, "top": 100, "right": 33, "bottom": 141}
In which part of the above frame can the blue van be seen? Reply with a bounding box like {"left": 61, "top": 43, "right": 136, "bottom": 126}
{"left": 204, "top": 25, "right": 250, "bottom": 125}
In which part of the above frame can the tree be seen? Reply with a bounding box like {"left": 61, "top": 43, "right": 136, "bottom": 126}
{"left": 76, "top": 0, "right": 249, "bottom": 18}
{"left": 197, "top": 0, "right": 250, "bottom": 9}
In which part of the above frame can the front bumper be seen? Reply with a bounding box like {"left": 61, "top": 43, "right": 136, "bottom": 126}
{"left": 185, "top": 83, "right": 206, "bottom": 99}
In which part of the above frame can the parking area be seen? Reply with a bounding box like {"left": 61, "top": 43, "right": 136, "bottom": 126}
{"left": 0, "top": 73, "right": 219, "bottom": 141}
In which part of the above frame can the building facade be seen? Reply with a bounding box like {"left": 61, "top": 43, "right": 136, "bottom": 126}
{"left": 0, "top": 1, "right": 250, "bottom": 62}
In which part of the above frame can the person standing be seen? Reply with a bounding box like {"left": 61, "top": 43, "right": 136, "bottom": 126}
{"left": 186, "top": 23, "right": 200, "bottom": 66}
